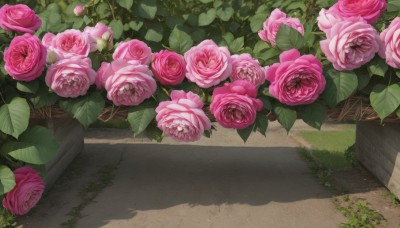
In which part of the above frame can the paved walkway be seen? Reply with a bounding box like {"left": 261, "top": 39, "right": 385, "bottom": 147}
{"left": 19, "top": 121, "right": 348, "bottom": 228}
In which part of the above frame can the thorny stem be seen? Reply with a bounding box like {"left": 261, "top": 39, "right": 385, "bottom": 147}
{"left": 305, "top": 0, "right": 317, "bottom": 20}
{"left": 106, "top": 0, "right": 116, "bottom": 20}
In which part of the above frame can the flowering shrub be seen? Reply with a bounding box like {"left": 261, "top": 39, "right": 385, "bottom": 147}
{"left": 0, "top": 0, "right": 400, "bottom": 219}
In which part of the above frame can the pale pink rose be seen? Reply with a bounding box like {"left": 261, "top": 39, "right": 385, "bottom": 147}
{"left": 184, "top": 40, "right": 232, "bottom": 88}
{"left": 156, "top": 90, "right": 211, "bottom": 142}
{"left": 230, "top": 53, "right": 265, "bottom": 86}
{"left": 330, "top": 0, "right": 386, "bottom": 24}
{"left": 317, "top": 8, "right": 344, "bottom": 33}
{"left": 258, "top": 8, "right": 304, "bottom": 46}
{"left": 113, "top": 39, "right": 152, "bottom": 65}
{"left": 0, "top": 4, "right": 42, "bottom": 34}
{"left": 73, "top": 5, "right": 84, "bottom": 16}
{"left": 2, "top": 166, "right": 44, "bottom": 216}
{"left": 266, "top": 49, "right": 325, "bottom": 106}
{"left": 104, "top": 60, "right": 157, "bottom": 106}
{"left": 83, "top": 23, "right": 113, "bottom": 52}
{"left": 379, "top": 17, "right": 400, "bottom": 69}
{"left": 151, "top": 50, "right": 186, "bottom": 86}
{"left": 4, "top": 33, "right": 46, "bottom": 82}
{"left": 42, "top": 33, "right": 55, "bottom": 48}
{"left": 210, "top": 80, "right": 263, "bottom": 129}
{"left": 95, "top": 61, "right": 110, "bottom": 89}
{"left": 45, "top": 56, "right": 96, "bottom": 98}
{"left": 51, "top": 29, "right": 91, "bottom": 57}
{"left": 320, "top": 17, "right": 380, "bottom": 71}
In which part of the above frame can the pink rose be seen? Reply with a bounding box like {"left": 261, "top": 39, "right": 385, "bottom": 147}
{"left": 42, "top": 32, "right": 55, "bottom": 48}
{"left": 266, "top": 49, "right": 325, "bottom": 106}
{"left": 317, "top": 8, "right": 344, "bottom": 33}
{"left": 184, "top": 40, "right": 232, "bottom": 88}
{"left": 151, "top": 50, "right": 186, "bottom": 86}
{"left": 4, "top": 33, "right": 46, "bottom": 82}
{"left": 320, "top": 17, "right": 380, "bottom": 71}
{"left": 73, "top": 5, "right": 85, "bottom": 16}
{"left": 45, "top": 56, "right": 96, "bottom": 98}
{"left": 95, "top": 61, "right": 110, "bottom": 89}
{"left": 230, "top": 53, "right": 265, "bottom": 86}
{"left": 156, "top": 90, "right": 211, "bottom": 142}
{"left": 210, "top": 80, "right": 263, "bottom": 129}
{"left": 0, "top": 4, "right": 41, "bottom": 34}
{"left": 84, "top": 23, "right": 113, "bottom": 52}
{"left": 50, "top": 29, "right": 91, "bottom": 57}
{"left": 330, "top": 0, "right": 386, "bottom": 24}
{"left": 2, "top": 166, "right": 44, "bottom": 216}
{"left": 113, "top": 39, "right": 152, "bottom": 65}
{"left": 379, "top": 17, "right": 400, "bottom": 69}
{"left": 258, "top": 8, "right": 304, "bottom": 46}
{"left": 104, "top": 60, "right": 157, "bottom": 106}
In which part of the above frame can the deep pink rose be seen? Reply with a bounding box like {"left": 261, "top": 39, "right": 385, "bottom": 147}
{"left": 379, "top": 17, "right": 400, "bottom": 69}
{"left": 42, "top": 32, "right": 55, "bottom": 48}
{"left": 73, "top": 5, "right": 84, "bottom": 16}
{"left": 210, "top": 80, "right": 262, "bottom": 129}
{"left": 113, "top": 39, "right": 152, "bottom": 65}
{"left": 317, "top": 8, "right": 344, "bottom": 33}
{"left": 330, "top": 0, "right": 386, "bottom": 24}
{"left": 230, "top": 53, "right": 265, "bottom": 86}
{"left": 4, "top": 33, "right": 46, "bottom": 82}
{"left": 2, "top": 166, "right": 44, "bottom": 216}
{"left": 51, "top": 29, "right": 91, "bottom": 57}
{"left": 184, "top": 40, "right": 232, "bottom": 88}
{"left": 151, "top": 50, "right": 186, "bottom": 86}
{"left": 156, "top": 90, "right": 211, "bottom": 142}
{"left": 0, "top": 4, "right": 41, "bottom": 34}
{"left": 45, "top": 56, "right": 96, "bottom": 98}
{"left": 266, "top": 49, "right": 325, "bottom": 106}
{"left": 95, "top": 61, "right": 110, "bottom": 89}
{"left": 258, "top": 8, "right": 304, "bottom": 46}
{"left": 320, "top": 17, "right": 380, "bottom": 71}
{"left": 104, "top": 60, "right": 157, "bottom": 106}
{"left": 83, "top": 22, "right": 113, "bottom": 52}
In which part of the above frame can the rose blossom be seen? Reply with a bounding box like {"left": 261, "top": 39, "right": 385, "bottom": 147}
{"left": 258, "top": 8, "right": 304, "bottom": 46}
{"left": 50, "top": 29, "right": 91, "bottom": 57}
{"left": 4, "top": 33, "right": 46, "bottom": 82}
{"left": 379, "top": 17, "right": 400, "bottom": 69}
{"left": 45, "top": 56, "right": 96, "bottom": 98}
{"left": 317, "top": 8, "right": 344, "bottom": 33}
{"left": 2, "top": 166, "right": 44, "bottom": 216}
{"left": 42, "top": 32, "right": 55, "bottom": 48}
{"left": 230, "top": 53, "right": 265, "bottom": 86}
{"left": 104, "top": 60, "right": 157, "bottom": 106}
{"left": 320, "top": 17, "right": 380, "bottom": 71}
{"left": 156, "top": 90, "right": 211, "bottom": 142}
{"left": 151, "top": 50, "right": 186, "bottom": 86}
{"left": 113, "top": 39, "right": 152, "bottom": 65}
{"left": 84, "top": 22, "right": 113, "bottom": 52}
{"left": 184, "top": 40, "right": 232, "bottom": 88}
{"left": 330, "top": 0, "right": 387, "bottom": 24}
{"left": 210, "top": 80, "right": 263, "bottom": 129}
{"left": 0, "top": 4, "right": 42, "bottom": 34}
{"left": 73, "top": 5, "right": 84, "bottom": 16}
{"left": 95, "top": 61, "right": 111, "bottom": 89}
{"left": 266, "top": 49, "right": 325, "bottom": 106}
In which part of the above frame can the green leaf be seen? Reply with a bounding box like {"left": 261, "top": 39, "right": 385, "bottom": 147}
{"left": 109, "top": 19, "right": 124, "bottom": 40}
{"left": 198, "top": 8, "right": 217, "bottom": 26}
{"left": 129, "top": 19, "right": 144, "bottom": 31}
{"left": 299, "top": 102, "right": 327, "bottom": 130}
{"left": 237, "top": 123, "right": 255, "bottom": 142}
{"left": 117, "top": 0, "right": 133, "bottom": 10}
{"left": 229, "top": 36, "right": 244, "bottom": 53}
{"left": 0, "top": 165, "right": 15, "bottom": 195}
{"left": 59, "top": 92, "right": 105, "bottom": 128}
{"left": 367, "top": 57, "right": 388, "bottom": 77}
{"left": 370, "top": 84, "right": 400, "bottom": 120}
{"left": 145, "top": 123, "right": 163, "bottom": 142}
{"left": 145, "top": 24, "right": 163, "bottom": 42}
{"left": 199, "top": 0, "right": 213, "bottom": 3}
{"left": 274, "top": 103, "right": 297, "bottom": 133}
{"left": 0, "top": 98, "right": 29, "bottom": 138}
{"left": 259, "top": 95, "right": 273, "bottom": 110}
{"left": 255, "top": 113, "right": 268, "bottom": 136}
{"left": 138, "top": 0, "right": 157, "bottom": 20}
{"left": 16, "top": 80, "right": 39, "bottom": 94}
{"left": 276, "top": 24, "right": 305, "bottom": 51}
{"left": 166, "top": 16, "right": 184, "bottom": 29}
{"left": 2, "top": 126, "right": 58, "bottom": 164}
{"left": 127, "top": 100, "right": 157, "bottom": 136}
{"left": 322, "top": 68, "right": 358, "bottom": 107}
{"left": 28, "top": 85, "right": 58, "bottom": 108}
{"left": 250, "top": 14, "right": 266, "bottom": 33}
{"left": 169, "top": 26, "right": 193, "bottom": 54}
{"left": 216, "top": 4, "right": 234, "bottom": 21}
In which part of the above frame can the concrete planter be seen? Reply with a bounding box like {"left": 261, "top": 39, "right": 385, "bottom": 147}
{"left": 356, "top": 122, "right": 400, "bottom": 198}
